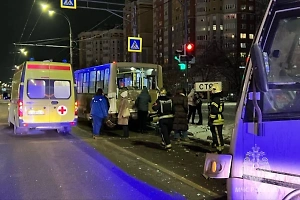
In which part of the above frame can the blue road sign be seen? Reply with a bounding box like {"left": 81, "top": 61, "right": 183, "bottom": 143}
{"left": 128, "top": 37, "right": 142, "bottom": 52}
{"left": 61, "top": 0, "right": 77, "bottom": 9}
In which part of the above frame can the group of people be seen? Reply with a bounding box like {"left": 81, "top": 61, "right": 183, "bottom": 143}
{"left": 89, "top": 83, "right": 225, "bottom": 153}
{"left": 153, "top": 83, "right": 225, "bottom": 153}
{"left": 90, "top": 88, "right": 131, "bottom": 139}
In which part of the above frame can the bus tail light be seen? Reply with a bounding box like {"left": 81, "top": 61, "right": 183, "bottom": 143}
{"left": 18, "top": 100, "right": 23, "bottom": 117}
{"left": 75, "top": 101, "right": 78, "bottom": 116}
{"left": 203, "top": 153, "right": 232, "bottom": 179}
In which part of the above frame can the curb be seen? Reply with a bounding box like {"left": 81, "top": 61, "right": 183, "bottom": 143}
{"left": 74, "top": 126, "right": 221, "bottom": 198}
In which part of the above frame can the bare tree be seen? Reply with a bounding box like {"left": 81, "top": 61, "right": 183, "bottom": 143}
{"left": 192, "top": 40, "right": 243, "bottom": 93}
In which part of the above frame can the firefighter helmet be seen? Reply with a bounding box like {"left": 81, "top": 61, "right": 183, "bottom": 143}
{"left": 160, "top": 88, "right": 167, "bottom": 95}
{"left": 211, "top": 83, "right": 222, "bottom": 94}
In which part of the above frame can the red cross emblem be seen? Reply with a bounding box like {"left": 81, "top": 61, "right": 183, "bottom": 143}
{"left": 57, "top": 106, "right": 67, "bottom": 115}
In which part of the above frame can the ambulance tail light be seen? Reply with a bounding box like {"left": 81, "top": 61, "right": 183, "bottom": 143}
{"left": 75, "top": 101, "right": 78, "bottom": 116}
{"left": 18, "top": 100, "right": 23, "bottom": 117}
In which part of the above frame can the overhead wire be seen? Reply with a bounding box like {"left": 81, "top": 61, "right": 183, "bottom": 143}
{"left": 13, "top": 0, "right": 36, "bottom": 66}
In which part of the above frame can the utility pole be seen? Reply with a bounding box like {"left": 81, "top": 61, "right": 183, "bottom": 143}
{"left": 184, "top": 0, "right": 188, "bottom": 92}
{"left": 132, "top": 1, "right": 137, "bottom": 63}
{"left": 177, "top": 0, "right": 189, "bottom": 92}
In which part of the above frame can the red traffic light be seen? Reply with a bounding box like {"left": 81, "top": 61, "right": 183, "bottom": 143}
{"left": 186, "top": 43, "right": 194, "bottom": 52}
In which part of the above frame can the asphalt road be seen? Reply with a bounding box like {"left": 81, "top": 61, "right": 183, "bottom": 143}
{"left": 0, "top": 102, "right": 221, "bottom": 200}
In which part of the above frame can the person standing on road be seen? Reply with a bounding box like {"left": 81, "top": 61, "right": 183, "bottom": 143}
{"left": 172, "top": 88, "right": 189, "bottom": 141}
{"left": 118, "top": 91, "right": 130, "bottom": 138}
{"left": 90, "top": 88, "right": 108, "bottom": 139}
{"left": 187, "top": 89, "right": 196, "bottom": 124}
{"left": 152, "top": 88, "right": 174, "bottom": 150}
{"left": 135, "top": 86, "right": 152, "bottom": 134}
{"left": 208, "top": 83, "right": 225, "bottom": 153}
{"left": 194, "top": 92, "right": 204, "bottom": 125}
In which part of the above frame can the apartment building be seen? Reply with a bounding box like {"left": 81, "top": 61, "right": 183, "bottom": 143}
{"left": 123, "top": 0, "right": 153, "bottom": 63}
{"left": 195, "top": 0, "right": 256, "bottom": 68}
{"left": 78, "top": 28, "right": 124, "bottom": 68}
{"left": 153, "top": 0, "right": 196, "bottom": 68}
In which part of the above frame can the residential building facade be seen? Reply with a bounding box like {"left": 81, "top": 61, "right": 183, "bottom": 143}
{"left": 78, "top": 28, "right": 124, "bottom": 69}
{"left": 123, "top": 0, "right": 153, "bottom": 63}
{"left": 153, "top": 0, "right": 196, "bottom": 91}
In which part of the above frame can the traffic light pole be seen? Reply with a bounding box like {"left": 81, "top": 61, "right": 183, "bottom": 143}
{"left": 132, "top": 1, "right": 137, "bottom": 63}
{"left": 181, "top": 0, "right": 189, "bottom": 92}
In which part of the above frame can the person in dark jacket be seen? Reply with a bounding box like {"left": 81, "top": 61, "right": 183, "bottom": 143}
{"left": 194, "top": 92, "right": 204, "bottom": 125}
{"left": 172, "top": 88, "right": 189, "bottom": 141}
{"left": 152, "top": 88, "right": 174, "bottom": 150}
{"left": 135, "top": 86, "right": 152, "bottom": 133}
{"left": 90, "top": 88, "right": 108, "bottom": 139}
{"left": 208, "top": 83, "right": 224, "bottom": 153}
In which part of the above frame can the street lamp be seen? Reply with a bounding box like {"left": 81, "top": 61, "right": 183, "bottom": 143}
{"left": 41, "top": 5, "right": 73, "bottom": 65}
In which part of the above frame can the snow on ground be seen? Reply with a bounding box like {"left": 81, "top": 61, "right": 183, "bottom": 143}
{"left": 187, "top": 120, "right": 234, "bottom": 143}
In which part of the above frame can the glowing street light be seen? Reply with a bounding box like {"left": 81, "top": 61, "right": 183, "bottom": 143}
{"left": 41, "top": 3, "right": 49, "bottom": 11}
{"left": 48, "top": 10, "right": 55, "bottom": 16}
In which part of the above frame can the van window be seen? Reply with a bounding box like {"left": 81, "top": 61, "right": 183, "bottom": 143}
{"left": 27, "top": 79, "right": 71, "bottom": 99}
{"left": 54, "top": 81, "right": 71, "bottom": 99}
{"left": 27, "top": 79, "right": 46, "bottom": 99}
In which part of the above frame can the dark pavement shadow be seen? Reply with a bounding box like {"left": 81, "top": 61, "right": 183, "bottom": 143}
{"left": 131, "top": 140, "right": 165, "bottom": 151}
{"left": 181, "top": 143, "right": 213, "bottom": 153}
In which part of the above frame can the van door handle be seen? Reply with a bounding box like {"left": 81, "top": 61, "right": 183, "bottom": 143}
{"left": 51, "top": 101, "right": 58, "bottom": 105}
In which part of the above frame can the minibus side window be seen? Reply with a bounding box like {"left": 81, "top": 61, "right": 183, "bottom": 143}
{"left": 53, "top": 80, "right": 71, "bottom": 99}
{"left": 83, "top": 72, "right": 89, "bottom": 93}
{"left": 27, "top": 79, "right": 46, "bottom": 99}
{"left": 89, "top": 71, "right": 96, "bottom": 94}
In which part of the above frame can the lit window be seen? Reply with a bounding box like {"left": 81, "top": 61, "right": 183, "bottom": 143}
{"left": 240, "top": 33, "right": 246, "bottom": 39}
{"left": 249, "top": 34, "right": 254, "bottom": 39}
{"left": 240, "top": 52, "right": 247, "bottom": 58}
{"left": 220, "top": 25, "right": 223, "bottom": 30}
{"left": 240, "top": 43, "right": 246, "bottom": 48}
{"left": 213, "top": 25, "right": 217, "bottom": 30}
{"left": 249, "top": 6, "right": 254, "bottom": 11}
{"left": 241, "top": 5, "right": 246, "bottom": 10}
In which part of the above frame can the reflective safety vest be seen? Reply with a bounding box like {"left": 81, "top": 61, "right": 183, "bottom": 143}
{"left": 209, "top": 97, "right": 224, "bottom": 125}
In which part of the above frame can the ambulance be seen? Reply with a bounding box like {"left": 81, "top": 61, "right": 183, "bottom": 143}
{"left": 8, "top": 61, "right": 78, "bottom": 134}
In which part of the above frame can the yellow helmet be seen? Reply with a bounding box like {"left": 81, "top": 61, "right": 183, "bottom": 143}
{"left": 160, "top": 88, "right": 167, "bottom": 95}
{"left": 211, "top": 83, "right": 222, "bottom": 94}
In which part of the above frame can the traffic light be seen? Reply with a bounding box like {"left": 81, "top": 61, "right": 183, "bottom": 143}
{"left": 179, "top": 63, "right": 186, "bottom": 70}
{"left": 183, "top": 43, "right": 195, "bottom": 63}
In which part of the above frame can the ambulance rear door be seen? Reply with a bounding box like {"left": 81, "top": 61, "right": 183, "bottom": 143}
{"left": 22, "top": 62, "right": 51, "bottom": 124}
{"left": 48, "top": 63, "right": 75, "bottom": 123}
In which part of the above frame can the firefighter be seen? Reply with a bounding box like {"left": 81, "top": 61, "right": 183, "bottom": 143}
{"left": 152, "top": 88, "right": 174, "bottom": 150}
{"left": 208, "top": 83, "right": 224, "bottom": 153}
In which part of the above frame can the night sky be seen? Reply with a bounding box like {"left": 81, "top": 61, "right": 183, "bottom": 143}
{"left": 0, "top": 0, "right": 123, "bottom": 83}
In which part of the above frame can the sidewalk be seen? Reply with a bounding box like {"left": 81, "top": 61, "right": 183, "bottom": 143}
{"left": 74, "top": 123, "right": 228, "bottom": 199}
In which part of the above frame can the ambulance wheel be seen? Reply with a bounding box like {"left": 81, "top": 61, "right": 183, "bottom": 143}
{"left": 57, "top": 127, "right": 71, "bottom": 135}
{"left": 14, "top": 126, "right": 28, "bottom": 135}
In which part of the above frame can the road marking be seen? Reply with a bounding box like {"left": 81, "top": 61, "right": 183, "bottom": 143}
{"left": 74, "top": 126, "right": 221, "bottom": 198}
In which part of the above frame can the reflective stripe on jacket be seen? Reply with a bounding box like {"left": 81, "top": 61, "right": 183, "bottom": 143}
{"left": 209, "top": 96, "right": 224, "bottom": 125}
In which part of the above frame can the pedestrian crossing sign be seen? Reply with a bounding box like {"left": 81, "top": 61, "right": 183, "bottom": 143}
{"left": 128, "top": 37, "right": 142, "bottom": 52}
{"left": 61, "top": 0, "right": 77, "bottom": 9}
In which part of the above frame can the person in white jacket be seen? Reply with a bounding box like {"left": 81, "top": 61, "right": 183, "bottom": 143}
{"left": 187, "top": 89, "right": 196, "bottom": 124}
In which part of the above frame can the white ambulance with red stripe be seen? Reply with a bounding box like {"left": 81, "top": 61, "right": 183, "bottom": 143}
{"left": 8, "top": 61, "right": 78, "bottom": 134}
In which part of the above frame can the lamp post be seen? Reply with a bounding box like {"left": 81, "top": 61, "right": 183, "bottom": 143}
{"left": 41, "top": 4, "right": 73, "bottom": 65}
{"left": 48, "top": 10, "right": 73, "bottom": 65}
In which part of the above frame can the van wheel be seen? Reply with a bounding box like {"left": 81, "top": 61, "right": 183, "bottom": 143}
{"left": 57, "top": 127, "right": 71, "bottom": 135}
{"left": 14, "top": 125, "right": 20, "bottom": 135}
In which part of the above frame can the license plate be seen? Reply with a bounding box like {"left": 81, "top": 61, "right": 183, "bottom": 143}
{"left": 28, "top": 110, "right": 45, "bottom": 115}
